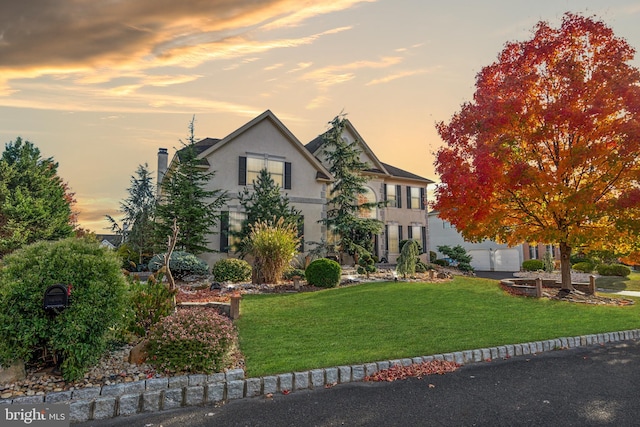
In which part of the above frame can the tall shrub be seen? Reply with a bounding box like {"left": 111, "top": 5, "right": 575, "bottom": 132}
{"left": 396, "top": 240, "right": 420, "bottom": 278}
{"left": 0, "top": 237, "right": 128, "bottom": 381}
{"left": 244, "top": 218, "right": 300, "bottom": 284}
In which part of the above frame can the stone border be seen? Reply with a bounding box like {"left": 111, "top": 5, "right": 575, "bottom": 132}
{"left": 1, "top": 330, "right": 639, "bottom": 423}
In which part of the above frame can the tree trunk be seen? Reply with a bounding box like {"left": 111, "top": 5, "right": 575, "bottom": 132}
{"left": 559, "top": 242, "right": 574, "bottom": 292}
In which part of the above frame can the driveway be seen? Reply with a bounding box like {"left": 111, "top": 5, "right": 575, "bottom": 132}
{"left": 78, "top": 340, "right": 640, "bottom": 427}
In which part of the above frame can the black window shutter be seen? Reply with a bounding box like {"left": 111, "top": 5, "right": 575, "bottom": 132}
{"left": 285, "top": 162, "right": 292, "bottom": 189}
{"left": 408, "top": 226, "right": 413, "bottom": 239}
{"left": 398, "top": 225, "right": 403, "bottom": 243}
{"left": 396, "top": 185, "right": 402, "bottom": 208}
{"left": 383, "top": 184, "right": 387, "bottom": 202}
{"left": 238, "top": 156, "right": 247, "bottom": 185}
{"left": 385, "top": 225, "right": 389, "bottom": 251}
{"left": 406, "top": 187, "right": 411, "bottom": 209}
{"left": 421, "top": 226, "right": 427, "bottom": 254}
{"left": 220, "top": 211, "right": 229, "bottom": 252}
{"left": 420, "top": 188, "right": 426, "bottom": 210}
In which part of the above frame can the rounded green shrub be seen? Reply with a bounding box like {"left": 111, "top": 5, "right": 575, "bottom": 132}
{"left": 522, "top": 259, "right": 544, "bottom": 271}
{"left": 305, "top": 258, "right": 341, "bottom": 288}
{"left": 0, "top": 237, "right": 128, "bottom": 381}
{"left": 148, "top": 251, "right": 209, "bottom": 279}
{"left": 572, "top": 261, "right": 595, "bottom": 273}
{"left": 596, "top": 264, "right": 631, "bottom": 277}
{"left": 212, "top": 258, "right": 252, "bottom": 282}
{"left": 415, "top": 260, "right": 429, "bottom": 273}
{"left": 147, "top": 307, "right": 237, "bottom": 374}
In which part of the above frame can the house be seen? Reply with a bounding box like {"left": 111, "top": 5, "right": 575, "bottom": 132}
{"left": 428, "top": 211, "right": 559, "bottom": 271}
{"left": 427, "top": 211, "right": 523, "bottom": 271}
{"left": 157, "top": 110, "right": 434, "bottom": 266}
{"left": 95, "top": 234, "right": 122, "bottom": 249}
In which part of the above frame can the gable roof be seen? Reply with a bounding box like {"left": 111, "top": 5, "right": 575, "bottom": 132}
{"left": 198, "top": 110, "right": 332, "bottom": 181}
{"left": 305, "top": 119, "right": 433, "bottom": 184}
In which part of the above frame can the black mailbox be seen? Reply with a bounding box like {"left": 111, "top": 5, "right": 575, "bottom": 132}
{"left": 43, "top": 284, "right": 69, "bottom": 311}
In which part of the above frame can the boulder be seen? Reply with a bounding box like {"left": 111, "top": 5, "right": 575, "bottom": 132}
{"left": 128, "top": 340, "right": 149, "bottom": 364}
{"left": 0, "top": 360, "right": 26, "bottom": 383}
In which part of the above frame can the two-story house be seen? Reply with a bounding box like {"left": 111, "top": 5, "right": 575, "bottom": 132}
{"left": 157, "top": 110, "right": 433, "bottom": 266}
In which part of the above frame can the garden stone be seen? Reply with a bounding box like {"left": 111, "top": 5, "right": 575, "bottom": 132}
{"left": 278, "top": 373, "right": 293, "bottom": 392}
{"left": 310, "top": 369, "right": 325, "bottom": 388}
{"left": 0, "top": 360, "right": 25, "bottom": 383}
{"left": 93, "top": 397, "right": 117, "bottom": 419}
{"left": 45, "top": 391, "right": 72, "bottom": 403}
{"left": 376, "top": 361, "right": 390, "bottom": 371}
{"left": 118, "top": 394, "right": 140, "bottom": 416}
{"left": 124, "top": 380, "right": 145, "bottom": 394}
{"left": 206, "top": 382, "right": 225, "bottom": 402}
{"left": 412, "top": 357, "right": 424, "bottom": 365}
{"left": 489, "top": 348, "right": 498, "bottom": 360}
{"left": 444, "top": 353, "right": 455, "bottom": 362}
{"left": 263, "top": 376, "right": 278, "bottom": 395}
{"left": 128, "top": 339, "right": 149, "bottom": 364}
{"left": 481, "top": 349, "right": 491, "bottom": 361}
{"left": 207, "top": 373, "right": 226, "bottom": 383}
{"left": 164, "top": 388, "right": 184, "bottom": 409}
{"left": 12, "top": 395, "right": 44, "bottom": 404}
{"left": 227, "top": 380, "right": 245, "bottom": 400}
{"left": 454, "top": 352, "right": 465, "bottom": 364}
{"left": 364, "top": 363, "right": 378, "bottom": 377}
{"left": 101, "top": 383, "right": 126, "bottom": 397}
{"left": 294, "top": 372, "right": 309, "bottom": 390}
{"left": 142, "top": 390, "right": 162, "bottom": 412}
{"left": 351, "top": 365, "right": 365, "bottom": 382}
{"left": 325, "top": 368, "right": 338, "bottom": 385}
{"left": 186, "top": 386, "right": 205, "bottom": 405}
{"left": 168, "top": 375, "right": 189, "bottom": 389}
{"left": 72, "top": 387, "right": 101, "bottom": 400}
{"left": 338, "top": 366, "right": 351, "bottom": 383}
{"left": 401, "top": 358, "right": 413, "bottom": 366}
{"left": 226, "top": 369, "right": 245, "bottom": 381}
{"left": 69, "top": 400, "right": 92, "bottom": 423}
{"left": 245, "top": 378, "right": 262, "bottom": 397}
{"left": 146, "top": 377, "right": 168, "bottom": 391}
{"left": 189, "top": 374, "right": 207, "bottom": 386}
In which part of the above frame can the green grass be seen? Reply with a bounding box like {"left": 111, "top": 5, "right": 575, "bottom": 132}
{"left": 236, "top": 277, "right": 640, "bottom": 377}
{"left": 596, "top": 271, "right": 640, "bottom": 292}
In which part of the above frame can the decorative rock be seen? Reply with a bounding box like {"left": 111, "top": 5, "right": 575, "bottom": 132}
{"left": 94, "top": 397, "right": 117, "bottom": 420}
{"left": 128, "top": 340, "right": 148, "bottom": 363}
{"left": 226, "top": 380, "right": 245, "bottom": 400}
{"left": 0, "top": 360, "right": 26, "bottom": 384}
{"left": 206, "top": 382, "right": 225, "bottom": 402}
{"left": 185, "top": 386, "right": 205, "bottom": 405}
{"left": 338, "top": 366, "right": 351, "bottom": 383}
{"left": 324, "top": 368, "right": 338, "bottom": 385}
{"left": 118, "top": 394, "right": 141, "bottom": 416}
{"left": 262, "top": 376, "right": 278, "bottom": 395}
{"left": 278, "top": 373, "right": 293, "bottom": 392}
{"left": 163, "top": 388, "right": 184, "bottom": 409}
{"left": 142, "top": 390, "right": 162, "bottom": 412}
{"left": 245, "top": 378, "right": 262, "bottom": 397}
{"left": 294, "top": 372, "right": 309, "bottom": 390}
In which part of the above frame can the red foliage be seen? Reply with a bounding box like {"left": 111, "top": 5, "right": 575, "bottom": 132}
{"left": 365, "top": 360, "right": 461, "bottom": 382}
{"left": 434, "top": 13, "right": 640, "bottom": 284}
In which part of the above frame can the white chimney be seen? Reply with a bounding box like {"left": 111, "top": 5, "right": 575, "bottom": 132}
{"left": 157, "top": 148, "right": 168, "bottom": 196}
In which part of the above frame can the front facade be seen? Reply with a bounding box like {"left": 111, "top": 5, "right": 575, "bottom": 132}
{"left": 158, "top": 110, "right": 433, "bottom": 266}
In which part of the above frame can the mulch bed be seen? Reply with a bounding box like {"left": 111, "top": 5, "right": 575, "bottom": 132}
{"left": 500, "top": 282, "right": 634, "bottom": 306}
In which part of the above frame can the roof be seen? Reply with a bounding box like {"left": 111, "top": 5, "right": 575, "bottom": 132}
{"left": 175, "top": 137, "right": 220, "bottom": 166}
{"left": 381, "top": 162, "right": 434, "bottom": 184}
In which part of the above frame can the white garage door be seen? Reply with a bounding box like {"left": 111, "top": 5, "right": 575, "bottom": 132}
{"left": 494, "top": 249, "right": 520, "bottom": 271}
{"left": 468, "top": 250, "right": 491, "bottom": 271}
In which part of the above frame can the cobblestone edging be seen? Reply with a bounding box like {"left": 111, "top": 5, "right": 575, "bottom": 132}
{"left": 1, "top": 329, "right": 639, "bottom": 423}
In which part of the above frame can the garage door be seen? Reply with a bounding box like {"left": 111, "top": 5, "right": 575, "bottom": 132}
{"left": 468, "top": 249, "right": 491, "bottom": 271}
{"left": 494, "top": 249, "right": 520, "bottom": 271}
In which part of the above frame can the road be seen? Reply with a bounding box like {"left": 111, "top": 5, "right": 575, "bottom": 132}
{"left": 78, "top": 340, "right": 640, "bottom": 427}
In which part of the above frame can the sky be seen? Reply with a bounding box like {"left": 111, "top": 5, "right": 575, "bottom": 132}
{"left": 2, "top": 0, "right": 640, "bottom": 233}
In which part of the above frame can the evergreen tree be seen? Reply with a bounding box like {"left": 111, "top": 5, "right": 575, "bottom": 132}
{"left": 0, "top": 138, "right": 74, "bottom": 257}
{"left": 320, "top": 114, "right": 383, "bottom": 263}
{"left": 106, "top": 163, "right": 156, "bottom": 265}
{"left": 234, "top": 168, "right": 301, "bottom": 257}
{"left": 155, "top": 118, "right": 227, "bottom": 255}
{"left": 396, "top": 240, "right": 420, "bottom": 278}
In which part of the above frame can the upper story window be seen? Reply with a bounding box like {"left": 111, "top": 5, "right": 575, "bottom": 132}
{"left": 406, "top": 186, "right": 425, "bottom": 210}
{"left": 385, "top": 184, "right": 401, "bottom": 208}
{"left": 239, "top": 156, "right": 291, "bottom": 189}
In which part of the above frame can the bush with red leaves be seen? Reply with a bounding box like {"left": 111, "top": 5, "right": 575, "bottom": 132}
{"left": 365, "top": 360, "right": 460, "bottom": 382}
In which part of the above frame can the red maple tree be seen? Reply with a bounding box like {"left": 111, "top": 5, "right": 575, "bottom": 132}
{"left": 433, "top": 13, "right": 640, "bottom": 290}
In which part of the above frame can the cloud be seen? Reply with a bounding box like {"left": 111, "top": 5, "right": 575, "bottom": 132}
{"left": 0, "top": 0, "right": 369, "bottom": 92}
{"left": 365, "top": 68, "right": 438, "bottom": 86}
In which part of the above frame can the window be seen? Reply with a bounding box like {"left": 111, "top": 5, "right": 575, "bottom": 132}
{"left": 406, "top": 186, "right": 425, "bottom": 210}
{"left": 239, "top": 156, "right": 291, "bottom": 189}
{"left": 220, "top": 211, "right": 246, "bottom": 253}
{"left": 386, "top": 224, "right": 401, "bottom": 253}
{"left": 385, "top": 184, "right": 402, "bottom": 208}
{"left": 358, "top": 187, "right": 377, "bottom": 219}
{"left": 529, "top": 244, "right": 538, "bottom": 259}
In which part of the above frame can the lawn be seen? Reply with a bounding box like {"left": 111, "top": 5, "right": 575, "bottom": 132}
{"left": 235, "top": 276, "right": 640, "bottom": 377}
{"left": 596, "top": 271, "right": 640, "bottom": 292}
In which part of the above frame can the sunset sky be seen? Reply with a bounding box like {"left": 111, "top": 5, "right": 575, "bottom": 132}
{"left": 2, "top": 0, "right": 640, "bottom": 232}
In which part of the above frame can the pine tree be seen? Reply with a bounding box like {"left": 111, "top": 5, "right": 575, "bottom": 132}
{"left": 0, "top": 138, "right": 74, "bottom": 257}
{"left": 106, "top": 163, "right": 156, "bottom": 265}
{"left": 234, "top": 168, "right": 301, "bottom": 257}
{"left": 320, "top": 114, "right": 383, "bottom": 263}
{"left": 155, "top": 118, "right": 227, "bottom": 255}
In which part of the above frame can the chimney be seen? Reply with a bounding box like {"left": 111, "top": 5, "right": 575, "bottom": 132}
{"left": 157, "top": 148, "right": 168, "bottom": 196}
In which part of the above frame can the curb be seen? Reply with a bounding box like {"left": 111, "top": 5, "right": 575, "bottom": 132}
{"left": 2, "top": 329, "right": 639, "bottom": 423}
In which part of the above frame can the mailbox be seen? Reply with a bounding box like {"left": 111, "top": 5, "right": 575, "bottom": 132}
{"left": 43, "top": 284, "right": 70, "bottom": 311}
